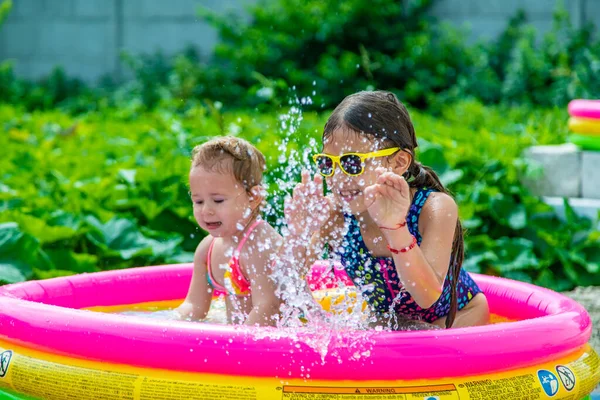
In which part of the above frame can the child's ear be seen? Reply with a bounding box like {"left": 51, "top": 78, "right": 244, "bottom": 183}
{"left": 390, "top": 150, "right": 412, "bottom": 174}
{"left": 248, "top": 185, "right": 265, "bottom": 206}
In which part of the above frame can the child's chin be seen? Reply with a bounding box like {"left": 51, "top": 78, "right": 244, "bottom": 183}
{"left": 202, "top": 225, "right": 228, "bottom": 236}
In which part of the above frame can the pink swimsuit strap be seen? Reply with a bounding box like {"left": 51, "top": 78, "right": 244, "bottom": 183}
{"left": 206, "top": 219, "right": 264, "bottom": 296}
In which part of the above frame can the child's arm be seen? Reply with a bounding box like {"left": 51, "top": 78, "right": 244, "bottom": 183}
{"left": 175, "top": 236, "right": 213, "bottom": 320}
{"left": 365, "top": 168, "right": 456, "bottom": 309}
{"left": 384, "top": 192, "right": 457, "bottom": 308}
{"left": 241, "top": 226, "right": 283, "bottom": 326}
{"left": 283, "top": 171, "right": 339, "bottom": 277}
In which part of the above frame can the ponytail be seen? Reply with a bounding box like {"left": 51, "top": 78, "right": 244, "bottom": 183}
{"left": 407, "top": 162, "right": 464, "bottom": 329}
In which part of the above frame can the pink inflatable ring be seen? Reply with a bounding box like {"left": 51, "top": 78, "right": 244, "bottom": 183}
{"left": 568, "top": 99, "right": 600, "bottom": 120}
{"left": 0, "top": 262, "right": 598, "bottom": 400}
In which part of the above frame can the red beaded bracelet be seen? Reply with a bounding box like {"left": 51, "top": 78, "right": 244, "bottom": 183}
{"left": 379, "top": 220, "right": 407, "bottom": 230}
{"left": 387, "top": 235, "right": 418, "bottom": 254}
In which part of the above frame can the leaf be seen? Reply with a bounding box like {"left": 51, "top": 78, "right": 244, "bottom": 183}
{"left": 85, "top": 216, "right": 182, "bottom": 260}
{"left": 0, "top": 222, "right": 45, "bottom": 281}
{"left": 535, "top": 269, "right": 559, "bottom": 291}
{"left": 507, "top": 205, "right": 527, "bottom": 230}
{"left": 462, "top": 217, "right": 482, "bottom": 229}
{"left": 462, "top": 251, "right": 498, "bottom": 273}
{"left": 439, "top": 169, "right": 464, "bottom": 186}
{"left": 166, "top": 251, "right": 195, "bottom": 264}
{"left": 555, "top": 248, "right": 578, "bottom": 283}
{"left": 490, "top": 195, "right": 527, "bottom": 229}
{"left": 118, "top": 169, "right": 137, "bottom": 185}
{"left": 0, "top": 263, "right": 26, "bottom": 284}
{"left": 0, "top": 183, "right": 16, "bottom": 196}
{"left": 33, "top": 268, "right": 77, "bottom": 280}
{"left": 0, "top": 212, "right": 79, "bottom": 244}
{"left": 416, "top": 139, "right": 449, "bottom": 174}
{"left": 504, "top": 271, "right": 533, "bottom": 283}
{"left": 48, "top": 210, "right": 83, "bottom": 232}
{"left": 563, "top": 198, "right": 579, "bottom": 226}
{"left": 585, "top": 262, "right": 599, "bottom": 274}
{"left": 494, "top": 237, "right": 539, "bottom": 272}
{"left": 45, "top": 249, "right": 98, "bottom": 273}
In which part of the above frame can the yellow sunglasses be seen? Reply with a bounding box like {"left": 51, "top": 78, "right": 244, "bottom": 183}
{"left": 312, "top": 147, "right": 401, "bottom": 177}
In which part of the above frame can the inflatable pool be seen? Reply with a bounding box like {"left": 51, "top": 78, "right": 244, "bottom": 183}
{"left": 0, "top": 263, "right": 599, "bottom": 400}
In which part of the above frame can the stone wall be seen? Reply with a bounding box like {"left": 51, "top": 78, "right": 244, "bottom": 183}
{"left": 0, "top": 0, "right": 256, "bottom": 82}
{"left": 0, "top": 0, "right": 597, "bottom": 83}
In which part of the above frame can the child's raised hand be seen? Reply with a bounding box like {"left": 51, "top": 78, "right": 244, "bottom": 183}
{"left": 284, "top": 170, "right": 331, "bottom": 239}
{"left": 363, "top": 167, "right": 411, "bottom": 229}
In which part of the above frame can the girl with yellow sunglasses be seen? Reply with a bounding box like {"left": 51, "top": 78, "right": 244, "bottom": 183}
{"left": 284, "top": 90, "right": 489, "bottom": 330}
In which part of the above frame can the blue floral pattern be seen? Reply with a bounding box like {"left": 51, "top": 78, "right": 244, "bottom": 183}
{"left": 336, "top": 187, "right": 482, "bottom": 322}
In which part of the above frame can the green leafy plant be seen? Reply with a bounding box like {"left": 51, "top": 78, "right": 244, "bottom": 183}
{"left": 1, "top": 100, "right": 598, "bottom": 291}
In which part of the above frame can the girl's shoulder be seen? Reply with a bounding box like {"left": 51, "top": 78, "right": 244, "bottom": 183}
{"left": 193, "top": 234, "right": 214, "bottom": 269}
{"left": 240, "top": 220, "right": 283, "bottom": 259}
{"left": 255, "top": 220, "right": 283, "bottom": 244}
{"left": 417, "top": 190, "right": 458, "bottom": 234}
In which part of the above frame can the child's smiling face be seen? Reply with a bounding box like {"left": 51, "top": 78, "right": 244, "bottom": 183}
{"left": 322, "top": 129, "right": 394, "bottom": 215}
{"left": 189, "top": 163, "right": 254, "bottom": 238}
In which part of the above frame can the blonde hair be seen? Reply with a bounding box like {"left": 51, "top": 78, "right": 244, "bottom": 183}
{"left": 191, "top": 136, "right": 266, "bottom": 191}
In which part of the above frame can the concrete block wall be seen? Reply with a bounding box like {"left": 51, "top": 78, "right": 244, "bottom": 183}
{"left": 523, "top": 144, "right": 582, "bottom": 198}
{"left": 524, "top": 145, "right": 600, "bottom": 224}
{"left": 0, "top": 0, "right": 256, "bottom": 82}
{"left": 1, "top": 0, "right": 118, "bottom": 81}
{"left": 430, "top": 0, "right": 596, "bottom": 41}
{"left": 582, "top": 152, "right": 600, "bottom": 200}
{"left": 0, "top": 0, "right": 598, "bottom": 83}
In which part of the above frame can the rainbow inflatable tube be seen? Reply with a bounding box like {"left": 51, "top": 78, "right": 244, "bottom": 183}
{"left": 0, "top": 263, "right": 599, "bottom": 400}
{"left": 569, "top": 100, "right": 600, "bottom": 120}
{"left": 568, "top": 117, "right": 600, "bottom": 136}
{"left": 569, "top": 134, "right": 600, "bottom": 151}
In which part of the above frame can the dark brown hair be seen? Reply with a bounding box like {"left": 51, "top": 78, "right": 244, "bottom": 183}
{"left": 191, "top": 136, "right": 265, "bottom": 192}
{"left": 323, "top": 90, "right": 464, "bottom": 329}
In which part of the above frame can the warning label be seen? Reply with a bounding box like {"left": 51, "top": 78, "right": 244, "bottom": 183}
{"left": 282, "top": 384, "right": 459, "bottom": 399}
{"left": 555, "top": 365, "right": 575, "bottom": 391}
{"left": 568, "top": 351, "right": 600, "bottom": 398}
{"left": 0, "top": 351, "right": 12, "bottom": 378}
{"left": 6, "top": 354, "right": 258, "bottom": 400}
{"left": 458, "top": 374, "right": 542, "bottom": 399}
{"left": 139, "top": 378, "right": 256, "bottom": 400}
{"left": 11, "top": 355, "right": 137, "bottom": 399}
{"left": 0, "top": 343, "right": 599, "bottom": 400}
{"left": 537, "top": 369, "right": 559, "bottom": 397}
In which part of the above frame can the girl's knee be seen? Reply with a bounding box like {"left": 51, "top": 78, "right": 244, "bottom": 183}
{"left": 456, "top": 293, "right": 490, "bottom": 327}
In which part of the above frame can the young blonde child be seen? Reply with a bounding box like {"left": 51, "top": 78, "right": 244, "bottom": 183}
{"left": 285, "top": 91, "right": 489, "bottom": 329}
{"left": 176, "top": 136, "right": 282, "bottom": 326}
